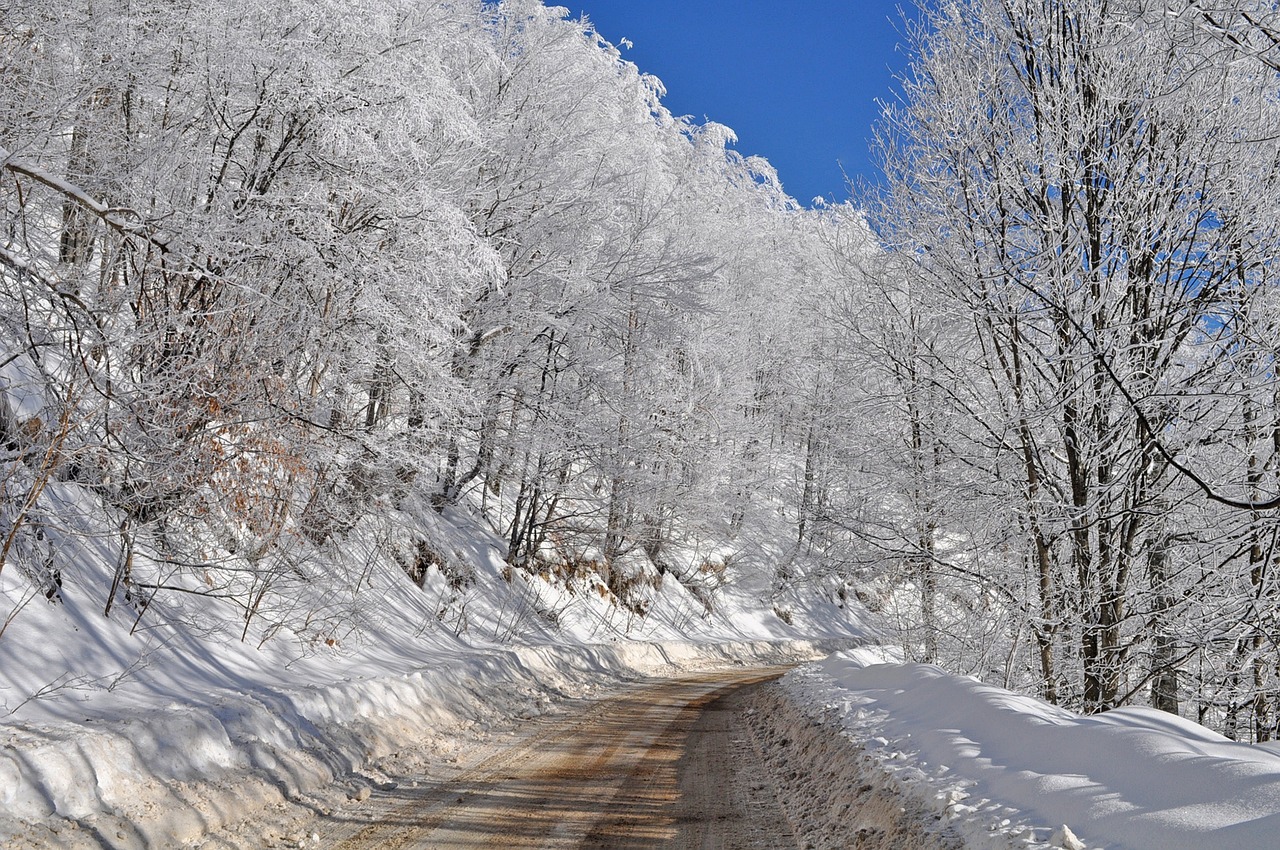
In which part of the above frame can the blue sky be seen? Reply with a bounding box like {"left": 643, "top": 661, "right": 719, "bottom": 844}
{"left": 569, "top": 1, "right": 923, "bottom": 205}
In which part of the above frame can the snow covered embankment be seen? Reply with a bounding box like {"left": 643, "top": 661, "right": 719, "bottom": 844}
{"left": 781, "top": 650, "right": 1280, "bottom": 850}
{"left": 0, "top": 639, "right": 836, "bottom": 850}
{"left": 743, "top": 682, "right": 965, "bottom": 850}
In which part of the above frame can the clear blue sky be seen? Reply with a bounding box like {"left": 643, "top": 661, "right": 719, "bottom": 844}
{"left": 569, "top": 1, "right": 924, "bottom": 205}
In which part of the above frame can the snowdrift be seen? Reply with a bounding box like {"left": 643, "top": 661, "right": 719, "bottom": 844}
{"left": 785, "top": 650, "right": 1280, "bottom": 850}
{"left": 0, "top": 485, "right": 867, "bottom": 848}
{"left": 0, "top": 638, "right": 847, "bottom": 849}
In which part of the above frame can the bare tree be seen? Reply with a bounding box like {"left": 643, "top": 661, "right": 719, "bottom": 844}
{"left": 872, "top": 0, "right": 1280, "bottom": 715}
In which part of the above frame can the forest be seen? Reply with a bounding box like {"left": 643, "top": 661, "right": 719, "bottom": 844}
{"left": 5, "top": 0, "right": 1280, "bottom": 743}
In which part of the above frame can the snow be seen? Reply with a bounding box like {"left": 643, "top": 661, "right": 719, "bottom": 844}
{"left": 12, "top": 503, "right": 1280, "bottom": 850}
{"left": 783, "top": 649, "right": 1280, "bottom": 850}
{"left": 11, "top": 483, "right": 1280, "bottom": 850}
{"left": 0, "top": 482, "right": 867, "bottom": 848}
{"left": 12, "top": 493, "right": 1280, "bottom": 850}
{"left": 0, "top": 633, "right": 845, "bottom": 848}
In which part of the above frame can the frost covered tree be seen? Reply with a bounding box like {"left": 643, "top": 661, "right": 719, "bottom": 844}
{"left": 0, "top": 0, "right": 874, "bottom": 643}
{"left": 872, "top": 0, "right": 1280, "bottom": 716}
{"left": 1, "top": 0, "right": 500, "bottom": 633}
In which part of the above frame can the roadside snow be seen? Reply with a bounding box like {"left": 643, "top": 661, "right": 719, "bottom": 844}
{"left": 784, "top": 649, "right": 1280, "bottom": 850}
{"left": 0, "top": 480, "right": 870, "bottom": 848}
{"left": 0, "top": 638, "right": 842, "bottom": 849}
{"left": 743, "top": 679, "right": 966, "bottom": 849}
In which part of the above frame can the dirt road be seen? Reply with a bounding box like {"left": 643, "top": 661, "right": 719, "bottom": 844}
{"left": 315, "top": 669, "right": 800, "bottom": 850}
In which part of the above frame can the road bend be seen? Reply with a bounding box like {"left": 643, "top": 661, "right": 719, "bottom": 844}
{"left": 317, "top": 668, "right": 800, "bottom": 850}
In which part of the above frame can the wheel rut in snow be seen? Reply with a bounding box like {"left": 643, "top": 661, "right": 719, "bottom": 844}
{"left": 316, "top": 668, "right": 800, "bottom": 850}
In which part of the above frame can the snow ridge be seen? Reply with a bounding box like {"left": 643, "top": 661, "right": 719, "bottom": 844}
{"left": 785, "top": 650, "right": 1280, "bottom": 850}
{"left": 0, "top": 639, "right": 840, "bottom": 849}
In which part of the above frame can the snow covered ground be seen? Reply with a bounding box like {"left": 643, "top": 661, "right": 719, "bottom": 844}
{"left": 11, "top": 488, "right": 1280, "bottom": 849}
{"left": 0, "top": 489, "right": 868, "bottom": 848}
{"left": 0, "top": 633, "right": 848, "bottom": 849}
{"left": 783, "top": 648, "right": 1280, "bottom": 850}
{"left": 10, "top": 589, "right": 1280, "bottom": 850}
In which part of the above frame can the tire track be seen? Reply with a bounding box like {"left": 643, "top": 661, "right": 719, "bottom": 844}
{"left": 317, "top": 668, "right": 795, "bottom": 849}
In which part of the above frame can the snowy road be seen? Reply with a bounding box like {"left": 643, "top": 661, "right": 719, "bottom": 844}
{"left": 314, "top": 669, "right": 800, "bottom": 850}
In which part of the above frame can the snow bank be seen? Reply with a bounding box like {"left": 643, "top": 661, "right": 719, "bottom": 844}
{"left": 0, "top": 482, "right": 868, "bottom": 847}
{"left": 742, "top": 680, "right": 966, "bottom": 849}
{"left": 784, "top": 650, "right": 1280, "bottom": 850}
{"left": 0, "top": 638, "right": 841, "bottom": 849}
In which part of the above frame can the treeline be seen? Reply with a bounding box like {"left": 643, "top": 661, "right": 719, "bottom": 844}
{"left": 0, "top": 0, "right": 863, "bottom": 639}
{"left": 848, "top": 0, "right": 1280, "bottom": 740}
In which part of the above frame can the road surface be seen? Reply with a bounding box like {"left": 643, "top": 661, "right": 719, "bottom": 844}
{"left": 315, "top": 668, "right": 800, "bottom": 850}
